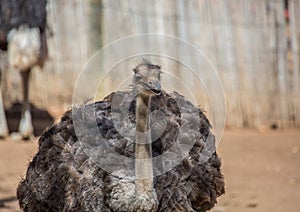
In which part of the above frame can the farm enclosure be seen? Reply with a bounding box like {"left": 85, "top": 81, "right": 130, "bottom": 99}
{"left": 2, "top": 0, "right": 300, "bottom": 131}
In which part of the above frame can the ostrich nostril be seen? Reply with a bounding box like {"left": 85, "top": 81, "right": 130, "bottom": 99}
{"left": 150, "top": 81, "right": 161, "bottom": 90}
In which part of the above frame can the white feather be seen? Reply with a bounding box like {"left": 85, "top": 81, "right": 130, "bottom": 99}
{"left": 7, "top": 25, "right": 40, "bottom": 71}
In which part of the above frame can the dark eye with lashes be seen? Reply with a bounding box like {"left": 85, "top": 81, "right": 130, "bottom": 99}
{"left": 135, "top": 74, "right": 142, "bottom": 79}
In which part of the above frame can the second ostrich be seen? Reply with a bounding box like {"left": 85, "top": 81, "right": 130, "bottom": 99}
{"left": 17, "top": 59, "right": 225, "bottom": 211}
{"left": 0, "top": 0, "right": 48, "bottom": 138}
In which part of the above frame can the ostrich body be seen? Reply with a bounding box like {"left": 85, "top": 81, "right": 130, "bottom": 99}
{"left": 0, "top": 0, "right": 47, "bottom": 138}
{"left": 17, "top": 60, "right": 225, "bottom": 211}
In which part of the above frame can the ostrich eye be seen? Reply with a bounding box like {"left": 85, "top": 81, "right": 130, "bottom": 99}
{"left": 135, "top": 74, "right": 143, "bottom": 79}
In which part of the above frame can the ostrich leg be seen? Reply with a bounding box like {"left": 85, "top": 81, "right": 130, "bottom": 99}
{"left": 18, "top": 69, "right": 33, "bottom": 139}
{"left": 0, "top": 70, "right": 8, "bottom": 137}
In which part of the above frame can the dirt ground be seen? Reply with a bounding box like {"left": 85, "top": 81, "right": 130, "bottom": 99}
{"left": 0, "top": 129, "right": 299, "bottom": 212}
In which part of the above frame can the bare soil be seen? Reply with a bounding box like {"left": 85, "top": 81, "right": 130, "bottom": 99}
{"left": 0, "top": 130, "right": 299, "bottom": 212}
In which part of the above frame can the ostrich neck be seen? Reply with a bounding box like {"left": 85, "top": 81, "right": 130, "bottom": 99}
{"left": 135, "top": 93, "right": 154, "bottom": 194}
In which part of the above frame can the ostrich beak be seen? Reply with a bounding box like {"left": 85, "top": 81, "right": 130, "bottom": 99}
{"left": 148, "top": 80, "right": 161, "bottom": 94}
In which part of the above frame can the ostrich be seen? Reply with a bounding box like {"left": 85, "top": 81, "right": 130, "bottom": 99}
{"left": 17, "top": 59, "right": 225, "bottom": 211}
{"left": 0, "top": 0, "right": 48, "bottom": 138}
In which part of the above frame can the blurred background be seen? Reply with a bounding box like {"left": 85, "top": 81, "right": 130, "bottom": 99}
{"left": 2, "top": 0, "right": 300, "bottom": 130}
{"left": 0, "top": 0, "right": 299, "bottom": 212}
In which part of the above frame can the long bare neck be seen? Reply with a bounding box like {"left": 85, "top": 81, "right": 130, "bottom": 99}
{"left": 135, "top": 93, "right": 154, "bottom": 194}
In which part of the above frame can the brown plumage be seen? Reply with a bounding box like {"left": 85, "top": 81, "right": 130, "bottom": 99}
{"left": 17, "top": 59, "right": 225, "bottom": 211}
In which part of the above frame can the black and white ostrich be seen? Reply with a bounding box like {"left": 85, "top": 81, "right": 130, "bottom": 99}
{"left": 0, "top": 0, "right": 47, "bottom": 138}
{"left": 17, "top": 59, "right": 225, "bottom": 211}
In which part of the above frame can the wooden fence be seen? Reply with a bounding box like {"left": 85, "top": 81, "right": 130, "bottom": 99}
{"left": 3, "top": 0, "right": 300, "bottom": 129}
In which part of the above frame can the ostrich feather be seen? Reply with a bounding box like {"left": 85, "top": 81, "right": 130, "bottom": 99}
{"left": 17, "top": 90, "right": 224, "bottom": 211}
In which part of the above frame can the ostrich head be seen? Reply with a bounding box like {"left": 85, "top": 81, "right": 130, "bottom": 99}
{"left": 133, "top": 58, "right": 161, "bottom": 95}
